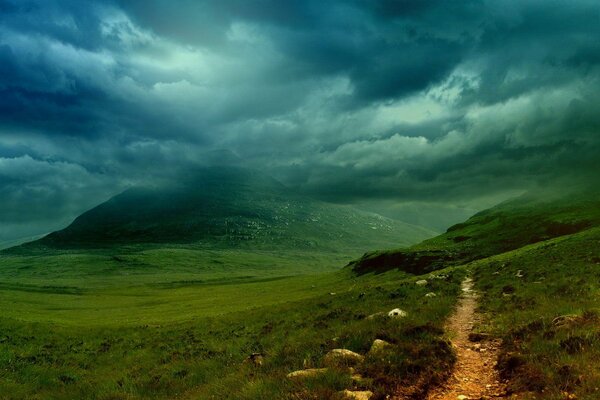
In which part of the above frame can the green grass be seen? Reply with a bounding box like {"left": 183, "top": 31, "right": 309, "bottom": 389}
{"left": 473, "top": 227, "right": 600, "bottom": 399}
{"left": 2, "top": 189, "right": 599, "bottom": 399}
{"left": 0, "top": 258, "right": 465, "bottom": 399}
{"left": 351, "top": 191, "right": 600, "bottom": 275}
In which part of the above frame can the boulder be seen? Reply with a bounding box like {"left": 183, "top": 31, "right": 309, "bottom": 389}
{"left": 369, "top": 339, "right": 392, "bottom": 354}
{"left": 388, "top": 308, "right": 408, "bottom": 318}
{"left": 338, "top": 390, "right": 374, "bottom": 400}
{"left": 323, "top": 349, "right": 364, "bottom": 367}
{"left": 287, "top": 368, "right": 328, "bottom": 379}
{"left": 416, "top": 279, "right": 428, "bottom": 286}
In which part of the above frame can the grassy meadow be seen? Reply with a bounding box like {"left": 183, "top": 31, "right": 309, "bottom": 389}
{"left": 0, "top": 245, "right": 465, "bottom": 399}
{"left": 1, "top": 190, "right": 599, "bottom": 399}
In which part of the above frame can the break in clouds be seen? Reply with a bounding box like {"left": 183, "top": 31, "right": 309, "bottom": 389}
{"left": 1, "top": 0, "right": 600, "bottom": 241}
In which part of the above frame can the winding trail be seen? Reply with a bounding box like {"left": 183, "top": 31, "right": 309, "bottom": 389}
{"left": 426, "top": 277, "right": 507, "bottom": 400}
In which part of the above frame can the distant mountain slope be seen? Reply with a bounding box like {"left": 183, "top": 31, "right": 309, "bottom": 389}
{"left": 28, "top": 167, "right": 434, "bottom": 252}
{"left": 350, "top": 188, "right": 600, "bottom": 274}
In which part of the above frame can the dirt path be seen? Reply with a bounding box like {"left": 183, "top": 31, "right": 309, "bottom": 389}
{"left": 426, "top": 277, "right": 507, "bottom": 400}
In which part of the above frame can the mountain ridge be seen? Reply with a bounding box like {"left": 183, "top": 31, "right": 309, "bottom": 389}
{"left": 18, "top": 167, "right": 435, "bottom": 253}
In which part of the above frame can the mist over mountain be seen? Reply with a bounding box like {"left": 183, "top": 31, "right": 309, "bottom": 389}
{"left": 35, "top": 167, "right": 434, "bottom": 252}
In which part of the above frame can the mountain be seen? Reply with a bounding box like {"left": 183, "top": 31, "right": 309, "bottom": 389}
{"left": 30, "top": 167, "right": 435, "bottom": 252}
{"left": 350, "top": 187, "right": 600, "bottom": 274}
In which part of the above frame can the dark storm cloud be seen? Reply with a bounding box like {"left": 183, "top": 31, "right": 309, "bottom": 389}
{"left": 1, "top": 0, "right": 600, "bottom": 241}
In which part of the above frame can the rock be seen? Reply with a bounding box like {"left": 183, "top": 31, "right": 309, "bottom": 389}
{"left": 388, "top": 308, "right": 408, "bottom": 318}
{"left": 457, "top": 395, "right": 469, "bottom": 400}
{"left": 425, "top": 292, "right": 437, "bottom": 297}
{"left": 323, "top": 349, "right": 364, "bottom": 367}
{"left": 330, "top": 292, "right": 337, "bottom": 296}
{"left": 365, "top": 312, "right": 386, "bottom": 320}
{"left": 492, "top": 271, "right": 500, "bottom": 275}
{"left": 416, "top": 279, "right": 428, "bottom": 286}
{"left": 369, "top": 339, "right": 392, "bottom": 354}
{"left": 287, "top": 368, "right": 328, "bottom": 379}
{"left": 338, "top": 390, "right": 374, "bottom": 400}
{"left": 350, "top": 373, "right": 367, "bottom": 384}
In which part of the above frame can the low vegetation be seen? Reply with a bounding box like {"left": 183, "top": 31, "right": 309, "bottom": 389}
{"left": 1, "top": 188, "right": 598, "bottom": 399}
{"left": 0, "top": 259, "right": 465, "bottom": 399}
{"left": 474, "top": 227, "right": 600, "bottom": 399}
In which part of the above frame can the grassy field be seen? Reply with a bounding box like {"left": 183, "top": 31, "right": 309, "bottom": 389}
{"left": 0, "top": 247, "right": 466, "bottom": 399}
{"left": 1, "top": 190, "right": 599, "bottom": 399}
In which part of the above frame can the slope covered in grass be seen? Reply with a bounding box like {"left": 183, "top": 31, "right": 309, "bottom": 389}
{"left": 350, "top": 189, "right": 600, "bottom": 275}
{"left": 20, "top": 167, "right": 433, "bottom": 253}
{"left": 473, "top": 227, "right": 600, "bottom": 399}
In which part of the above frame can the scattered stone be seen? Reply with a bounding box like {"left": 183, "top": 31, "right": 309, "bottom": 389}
{"left": 425, "top": 292, "right": 437, "bottom": 297}
{"left": 338, "top": 389, "right": 374, "bottom": 400}
{"left": 350, "top": 373, "right": 367, "bottom": 384}
{"left": 244, "top": 352, "right": 264, "bottom": 367}
{"left": 515, "top": 270, "right": 524, "bottom": 278}
{"left": 388, "top": 308, "right": 408, "bottom": 318}
{"left": 287, "top": 368, "right": 328, "bottom": 379}
{"left": 330, "top": 292, "right": 337, "bottom": 296}
{"left": 323, "top": 349, "right": 364, "bottom": 367}
{"left": 369, "top": 339, "right": 392, "bottom": 354}
{"left": 416, "top": 279, "right": 428, "bottom": 286}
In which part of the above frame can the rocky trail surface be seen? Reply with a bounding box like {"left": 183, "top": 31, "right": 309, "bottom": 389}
{"left": 425, "top": 277, "right": 508, "bottom": 400}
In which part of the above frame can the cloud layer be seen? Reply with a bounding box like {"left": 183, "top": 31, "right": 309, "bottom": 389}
{"left": 1, "top": 0, "right": 599, "bottom": 240}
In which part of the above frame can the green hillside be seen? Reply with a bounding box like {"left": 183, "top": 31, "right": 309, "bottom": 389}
{"left": 22, "top": 167, "right": 434, "bottom": 253}
{"left": 350, "top": 188, "right": 600, "bottom": 275}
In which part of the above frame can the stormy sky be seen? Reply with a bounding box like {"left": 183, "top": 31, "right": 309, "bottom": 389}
{"left": 1, "top": 0, "right": 600, "bottom": 242}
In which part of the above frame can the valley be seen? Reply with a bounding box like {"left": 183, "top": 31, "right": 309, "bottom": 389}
{"left": 0, "top": 185, "right": 598, "bottom": 399}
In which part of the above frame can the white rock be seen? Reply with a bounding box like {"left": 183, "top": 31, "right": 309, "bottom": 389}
{"left": 416, "top": 279, "right": 428, "bottom": 286}
{"left": 425, "top": 292, "right": 437, "bottom": 297}
{"left": 457, "top": 395, "right": 469, "bottom": 400}
{"left": 369, "top": 339, "right": 392, "bottom": 354}
{"left": 339, "top": 390, "right": 374, "bottom": 400}
{"left": 323, "top": 349, "right": 364, "bottom": 367}
{"left": 388, "top": 308, "right": 408, "bottom": 318}
{"left": 287, "top": 368, "right": 328, "bottom": 379}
